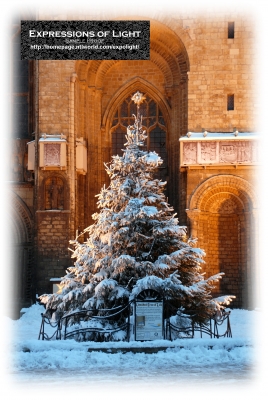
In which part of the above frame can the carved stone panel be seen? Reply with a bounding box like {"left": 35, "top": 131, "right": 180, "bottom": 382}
{"left": 236, "top": 142, "right": 252, "bottom": 163}
{"left": 44, "top": 144, "right": 61, "bottom": 166}
{"left": 210, "top": 198, "right": 239, "bottom": 214}
{"left": 219, "top": 199, "right": 238, "bottom": 214}
{"left": 183, "top": 142, "right": 197, "bottom": 164}
{"left": 219, "top": 142, "right": 237, "bottom": 163}
{"left": 44, "top": 177, "right": 64, "bottom": 210}
{"left": 200, "top": 142, "right": 217, "bottom": 163}
{"left": 181, "top": 139, "right": 259, "bottom": 166}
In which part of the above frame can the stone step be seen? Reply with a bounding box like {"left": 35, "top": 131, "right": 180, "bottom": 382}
{"left": 87, "top": 343, "right": 250, "bottom": 354}
{"left": 87, "top": 346, "right": 175, "bottom": 354}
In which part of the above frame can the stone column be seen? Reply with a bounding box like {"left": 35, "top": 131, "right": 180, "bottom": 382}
{"left": 186, "top": 208, "right": 200, "bottom": 240}
{"left": 69, "top": 72, "right": 77, "bottom": 237}
{"left": 250, "top": 208, "right": 259, "bottom": 309}
{"left": 238, "top": 212, "right": 248, "bottom": 308}
{"left": 95, "top": 88, "right": 103, "bottom": 189}
{"left": 168, "top": 85, "right": 181, "bottom": 213}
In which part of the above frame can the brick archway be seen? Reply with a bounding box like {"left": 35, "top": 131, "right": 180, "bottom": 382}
{"left": 189, "top": 175, "right": 256, "bottom": 212}
{"left": 187, "top": 175, "right": 257, "bottom": 308}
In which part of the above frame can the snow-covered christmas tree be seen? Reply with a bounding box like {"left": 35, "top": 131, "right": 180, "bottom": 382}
{"left": 40, "top": 91, "right": 234, "bottom": 337}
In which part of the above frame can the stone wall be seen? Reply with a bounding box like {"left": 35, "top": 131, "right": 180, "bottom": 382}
{"left": 186, "top": 17, "right": 256, "bottom": 132}
{"left": 32, "top": 13, "right": 257, "bottom": 306}
{"left": 35, "top": 211, "right": 71, "bottom": 295}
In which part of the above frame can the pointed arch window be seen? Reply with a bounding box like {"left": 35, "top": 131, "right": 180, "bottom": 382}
{"left": 111, "top": 94, "right": 167, "bottom": 181}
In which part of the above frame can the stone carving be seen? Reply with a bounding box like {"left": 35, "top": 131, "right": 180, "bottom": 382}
{"left": 236, "top": 142, "right": 251, "bottom": 162}
{"left": 211, "top": 198, "right": 238, "bottom": 214}
{"left": 219, "top": 143, "right": 237, "bottom": 163}
{"left": 201, "top": 142, "right": 216, "bottom": 162}
{"left": 218, "top": 199, "right": 238, "bottom": 214}
{"left": 45, "top": 177, "right": 64, "bottom": 210}
{"left": 181, "top": 139, "right": 258, "bottom": 165}
{"left": 50, "top": 181, "right": 60, "bottom": 209}
{"left": 44, "top": 144, "right": 60, "bottom": 166}
{"left": 183, "top": 143, "right": 197, "bottom": 164}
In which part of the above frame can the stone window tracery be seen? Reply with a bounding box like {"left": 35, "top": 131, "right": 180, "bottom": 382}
{"left": 111, "top": 94, "right": 167, "bottom": 181}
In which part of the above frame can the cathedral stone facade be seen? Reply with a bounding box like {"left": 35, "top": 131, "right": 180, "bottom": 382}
{"left": 9, "top": 11, "right": 259, "bottom": 318}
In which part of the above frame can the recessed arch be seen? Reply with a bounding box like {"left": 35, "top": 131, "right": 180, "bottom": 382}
{"left": 8, "top": 190, "right": 34, "bottom": 318}
{"left": 39, "top": 172, "right": 70, "bottom": 211}
{"left": 9, "top": 190, "right": 33, "bottom": 244}
{"left": 92, "top": 50, "right": 177, "bottom": 90}
{"left": 187, "top": 174, "right": 257, "bottom": 309}
{"left": 149, "top": 18, "right": 190, "bottom": 71}
{"left": 75, "top": 18, "right": 190, "bottom": 87}
{"left": 73, "top": 16, "right": 191, "bottom": 232}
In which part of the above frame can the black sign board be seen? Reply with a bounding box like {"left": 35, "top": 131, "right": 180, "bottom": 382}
{"left": 21, "top": 20, "right": 150, "bottom": 60}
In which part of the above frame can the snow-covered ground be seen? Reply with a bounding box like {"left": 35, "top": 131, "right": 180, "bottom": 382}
{"left": 1, "top": 304, "right": 267, "bottom": 398}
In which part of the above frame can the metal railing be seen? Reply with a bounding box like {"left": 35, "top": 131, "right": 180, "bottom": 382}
{"left": 38, "top": 301, "right": 133, "bottom": 342}
{"left": 165, "top": 309, "right": 232, "bottom": 340}
{"left": 38, "top": 300, "right": 232, "bottom": 342}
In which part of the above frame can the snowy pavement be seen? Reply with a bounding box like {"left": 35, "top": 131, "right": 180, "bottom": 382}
{"left": 2, "top": 304, "right": 266, "bottom": 398}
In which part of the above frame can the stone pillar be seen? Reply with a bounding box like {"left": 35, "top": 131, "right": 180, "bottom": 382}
{"left": 168, "top": 85, "right": 180, "bottom": 214}
{"left": 69, "top": 72, "right": 77, "bottom": 238}
{"left": 240, "top": 208, "right": 259, "bottom": 309}
{"left": 250, "top": 208, "right": 259, "bottom": 309}
{"left": 95, "top": 88, "right": 103, "bottom": 190}
{"left": 186, "top": 208, "right": 200, "bottom": 240}
{"left": 237, "top": 212, "right": 246, "bottom": 307}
